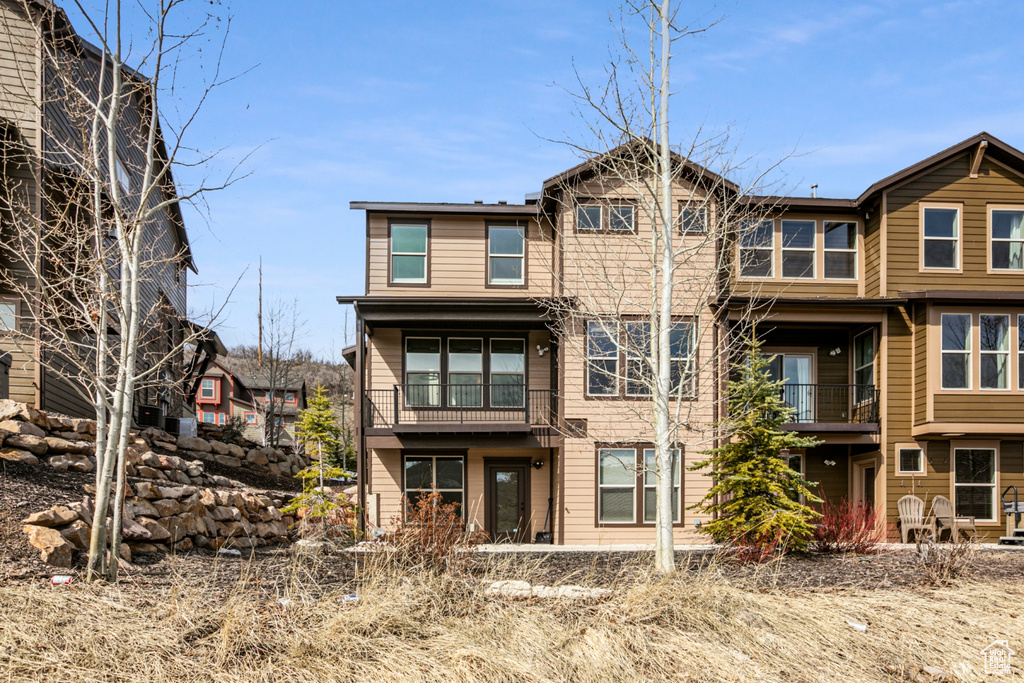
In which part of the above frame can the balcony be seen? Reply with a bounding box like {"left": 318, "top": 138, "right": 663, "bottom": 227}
{"left": 779, "top": 384, "right": 879, "bottom": 432}
{"left": 364, "top": 384, "right": 556, "bottom": 433}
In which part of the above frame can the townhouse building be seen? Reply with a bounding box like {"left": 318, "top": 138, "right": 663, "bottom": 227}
{"left": 342, "top": 132, "right": 1024, "bottom": 544}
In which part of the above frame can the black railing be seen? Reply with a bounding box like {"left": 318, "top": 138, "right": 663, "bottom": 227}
{"left": 779, "top": 384, "right": 878, "bottom": 424}
{"left": 364, "top": 384, "right": 556, "bottom": 428}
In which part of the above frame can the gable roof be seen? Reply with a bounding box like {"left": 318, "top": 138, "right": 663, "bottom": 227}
{"left": 857, "top": 132, "right": 1024, "bottom": 205}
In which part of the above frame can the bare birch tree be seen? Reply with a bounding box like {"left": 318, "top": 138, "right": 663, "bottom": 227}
{"left": 0, "top": 0, "right": 240, "bottom": 581}
{"left": 542, "top": 1, "right": 784, "bottom": 572}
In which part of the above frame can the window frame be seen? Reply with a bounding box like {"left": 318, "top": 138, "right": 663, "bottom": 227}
{"left": 586, "top": 320, "right": 620, "bottom": 397}
{"left": 596, "top": 444, "right": 686, "bottom": 527}
{"left": 403, "top": 454, "right": 467, "bottom": 519}
{"left": 780, "top": 219, "right": 816, "bottom": 280}
{"left": 738, "top": 219, "right": 775, "bottom": 279}
{"left": 823, "top": 220, "right": 858, "bottom": 280}
{"left": 588, "top": 318, "right": 698, "bottom": 400}
{"left": 573, "top": 198, "right": 638, "bottom": 234}
{"left": 920, "top": 204, "right": 963, "bottom": 272}
{"left": 489, "top": 338, "right": 526, "bottom": 408}
{"left": 895, "top": 442, "right": 926, "bottom": 476}
{"left": 940, "top": 313, "right": 972, "bottom": 390}
{"left": 447, "top": 337, "right": 484, "bottom": 408}
{"left": 642, "top": 447, "right": 682, "bottom": 524}
{"left": 486, "top": 222, "right": 527, "bottom": 287}
{"left": 853, "top": 329, "right": 875, "bottom": 404}
{"left": 679, "top": 204, "right": 708, "bottom": 234}
{"left": 0, "top": 299, "right": 18, "bottom": 333}
{"left": 951, "top": 443, "right": 999, "bottom": 524}
{"left": 388, "top": 219, "right": 431, "bottom": 286}
{"left": 243, "top": 412, "right": 257, "bottom": 425}
{"left": 404, "top": 336, "right": 442, "bottom": 408}
{"left": 979, "top": 313, "right": 1011, "bottom": 391}
{"left": 197, "top": 377, "right": 219, "bottom": 404}
{"left": 988, "top": 205, "right": 1024, "bottom": 273}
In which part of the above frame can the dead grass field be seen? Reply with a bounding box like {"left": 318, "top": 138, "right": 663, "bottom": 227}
{"left": 1, "top": 549, "right": 1022, "bottom": 682}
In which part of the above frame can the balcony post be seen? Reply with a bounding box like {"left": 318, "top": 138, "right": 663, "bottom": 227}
{"left": 524, "top": 387, "right": 530, "bottom": 424}
{"left": 393, "top": 384, "right": 400, "bottom": 425}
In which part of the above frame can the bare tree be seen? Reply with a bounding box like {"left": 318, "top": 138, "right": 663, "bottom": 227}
{"left": 541, "top": 1, "right": 784, "bottom": 572}
{"left": 0, "top": 0, "right": 240, "bottom": 581}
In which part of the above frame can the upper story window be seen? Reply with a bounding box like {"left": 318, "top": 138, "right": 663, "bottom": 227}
{"left": 781, "top": 220, "right": 815, "bottom": 279}
{"left": 244, "top": 412, "right": 257, "bottom": 425}
{"left": 198, "top": 377, "right": 218, "bottom": 402}
{"left": 575, "top": 201, "right": 635, "bottom": 233}
{"left": 0, "top": 301, "right": 16, "bottom": 331}
{"left": 587, "top": 321, "right": 619, "bottom": 396}
{"left": 922, "top": 206, "right": 960, "bottom": 270}
{"left": 589, "top": 319, "right": 695, "bottom": 398}
{"left": 980, "top": 314, "right": 1010, "bottom": 390}
{"left": 448, "top": 338, "right": 483, "bottom": 407}
{"left": 680, "top": 206, "right": 707, "bottom": 234}
{"left": 990, "top": 208, "right": 1024, "bottom": 271}
{"left": 609, "top": 204, "right": 634, "bottom": 232}
{"left": 490, "top": 339, "right": 525, "bottom": 407}
{"left": 405, "top": 337, "right": 441, "bottom": 406}
{"left": 488, "top": 225, "right": 525, "bottom": 285}
{"left": 941, "top": 313, "right": 971, "bottom": 389}
{"left": 390, "top": 223, "right": 428, "bottom": 284}
{"left": 115, "top": 156, "right": 130, "bottom": 194}
{"left": 284, "top": 392, "right": 296, "bottom": 403}
{"left": 576, "top": 204, "right": 603, "bottom": 231}
{"left": 739, "top": 220, "right": 773, "bottom": 277}
{"left": 404, "top": 335, "right": 526, "bottom": 408}
{"left": 824, "top": 221, "right": 857, "bottom": 279}
{"left": 853, "top": 330, "right": 875, "bottom": 403}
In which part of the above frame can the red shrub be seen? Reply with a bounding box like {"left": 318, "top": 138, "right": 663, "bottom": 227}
{"left": 729, "top": 528, "right": 787, "bottom": 563}
{"left": 812, "top": 498, "right": 885, "bottom": 554}
{"left": 386, "top": 489, "right": 476, "bottom": 574}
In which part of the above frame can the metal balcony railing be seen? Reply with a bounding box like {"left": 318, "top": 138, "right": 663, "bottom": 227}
{"left": 364, "top": 384, "right": 556, "bottom": 428}
{"left": 779, "top": 384, "right": 879, "bottom": 424}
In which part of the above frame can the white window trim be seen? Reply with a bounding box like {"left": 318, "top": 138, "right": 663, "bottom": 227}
{"left": 988, "top": 205, "right": 1024, "bottom": 273}
{"left": 199, "top": 378, "right": 216, "bottom": 400}
{"left": 952, "top": 444, "right": 999, "bottom": 524}
{"left": 780, "top": 219, "right": 816, "bottom": 280}
{"left": 487, "top": 225, "right": 525, "bottom": 285}
{"left": 823, "top": 220, "right": 858, "bottom": 280}
{"left": 390, "top": 224, "right": 428, "bottom": 284}
{"left": 940, "top": 313, "right": 972, "bottom": 390}
{"left": 979, "top": 313, "right": 1011, "bottom": 391}
{"left": 586, "top": 321, "right": 619, "bottom": 397}
{"left": 895, "top": 442, "right": 926, "bottom": 476}
{"left": 598, "top": 447, "right": 637, "bottom": 524}
{"left": 576, "top": 203, "right": 603, "bottom": 232}
{"left": 680, "top": 206, "right": 708, "bottom": 234}
{"left": 920, "top": 204, "right": 963, "bottom": 272}
{"left": 738, "top": 219, "right": 775, "bottom": 279}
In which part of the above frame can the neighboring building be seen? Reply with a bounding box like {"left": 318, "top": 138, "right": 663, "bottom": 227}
{"left": 0, "top": 0, "right": 199, "bottom": 425}
{"left": 192, "top": 360, "right": 258, "bottom": 429}
{"left": 244, "top": 375, "right": 308, "bottom": 447}
{"left": 342, "top": 132, "right": 1024, "bottom": 544}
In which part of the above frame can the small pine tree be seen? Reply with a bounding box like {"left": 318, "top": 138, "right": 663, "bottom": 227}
{"left": 690, "top": 338, "right": 823, "bottom": 553}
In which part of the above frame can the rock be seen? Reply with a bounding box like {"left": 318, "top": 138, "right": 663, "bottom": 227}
{"left": 209, "top": 440, "right": 230, "bottom": 455}
{"left": 0, "top": 448, "right": 38, "bottom": 465}
{"left": 176, "top": 512, "right": 203, "bottom": 536}
{"left": 211, "top": 505, "right": 241, "bottom": 522}
{"left": 140, "top": 451, "right": 163, "bottom": 468}
{"left": 60, "top": 520, "right": 90, "bottom": 549}
{"left": 246, "top": 449, "right": 269, "bottom": 467}
{"left": 211, "top": 475, "right": 233, "bottom": 488}
{"left": 23, "top": 525, "right": 73, "bottom": 567}
{"left": 128, "top": 542, "right": 161, "bottom": 554}
{"left": 921, "top": 666, "right": 946, "bottom": 678}
{"left": 193, "top": 534, "right": 212, "bottom": 549}
{"left": 119, "top": 542, "right": 132, "bottom": 563}
{"left": 169, "top": 470, "right": 191, "bottom": 485}
{"left": 156, "top": 485, "right": 195, "bottom": 499}
{"left": 135, "top": 466, "right": 165, "bottom": 479}
{"left": 172, "top": 537, "right": 194, "bottom": 552}
{"left": 157, "top": 442, "right": 178, "bottom": 452}
{"left": 0, "top": 399, "right": 37, "bottom": 423}
{"left": 134, "top": 482, "right": 160, "bottom": 499}
{"left": 185, "top": 465, "right": 203, "bottom": 478}
{"left": 43, "top": 437, "right": 92, "bottom": 455}
{"left": 214, "top": 454, "right": 241, "bottom": 468}
{"left": 121, "top": 516, "right": 152, "bottom": 541}
{"left": 176, "top": 434, "right": 211, "bottom": 453}
{"left": 159, "top": 517, "right": 188, "bottom": 544}
{"left": 140, "top": 427, "right": 174, "bottom": 444}
{"left": 125, "top": 499, "right": 159, "bottom": 519}
{"left": 157, "top": 454, "right": 185, "bottom": 471}
{"left": 226, "top": 443, "right": 245, "bottom": 459}
{"left": 23, "top": 505, "right": 79, "bottom": 527}
{"left": 151, "top": 499, "right": 182, "bottom": 517}
{"left": 48, "top": 454, "right": 94, "bottom": 472}
{"left": 6, "top": 434, "right": 48, "bottom": 456}
{"left": 137, "top": 517, "right": 171, "bottom": 542}
{"left": 72, "top": 418, "right": 97, "bottom": 436}
{"left": 0, "top": 419, "right": 45, "bottom": 438}
{"left": 47, "top": 414, "right": 74, "bottom": 431}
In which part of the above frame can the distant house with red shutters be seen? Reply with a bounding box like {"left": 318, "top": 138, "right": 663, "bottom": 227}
{"left": 192, "top": 360, "right": 258, "bottom": 429}
{"left": 245, "top": 375, "right": 308, "bottom": 446}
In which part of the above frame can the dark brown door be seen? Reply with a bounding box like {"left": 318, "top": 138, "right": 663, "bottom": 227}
{"left": 486, "top": 461, "right": 529, "bottom": 543}
{"left": 863, "top": 466, "right": 876, "bottom": 507}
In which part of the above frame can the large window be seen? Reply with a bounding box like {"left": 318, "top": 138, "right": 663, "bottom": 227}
{"left": 954, "top": 448, "right": 996, "bottom": 522}
{"left": 739, "top": 220, "right": 773, "bottom": 277}
{"left": 199, "top": 378, "right": 217, "bottom": 402}
{"left": 404, "top": 456, "right": 464, "bottom": 516}
{"left": 643, "top": 448, "right": 681, "bottom": 523}
{"left": 406, "top": 337, "right": 441, "bottom": 406}
{"left": 922, "top": 207, "right": 959, "bottom": 270}
{"left": 781, "top": 220, "right": 815, "bottom": 278}
{"left": 448, "top": 338, "right": 483, "bottom": 407}
{"left": 0, "top": 301, "right": 16, "bottom": 331}
{"left": 624, "top": 321, "right": 652, "bottom": 397}
{"left": 980, "top": 314, "right": 1010, "bottom": 390}
{"left": 390, "top": 224, "right": 428, "bottom": 283}
{"left": 575, "top": 202, "right": 634, "bottom": 232}
{"left": 854, "top": 330, "right": 875, "bottom": 404}
{"left": 598, "top": 446, "right": 682, "bottom": 524}
{"left": 591, "top": 320, "right": 695, "bottom": 398}
{"left": 824, "top": 221, "right": 857, "bottom": 279}
{"left": 587, "top": 321, "right": 619, "bottom": 396}
{"left": 490, "top": 339, "right": 525, "bottom": 407}
{"left": 941, "top": 314, "right": 971, "bottom": 389}
{"left": 488, "top": 225, "right": 524, "bottom": 285}
{"left": 991, "top": 208, "right": 1024, "bottom": 271}
{"left": 405, "top": 335, "right": 526, "bottom": 408}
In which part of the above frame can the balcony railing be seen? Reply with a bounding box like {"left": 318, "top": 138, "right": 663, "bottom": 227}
{"left": 364, "top": 384, "right": 556, "bottom": 428}
{"left": 779, "top": 384, "right": 878, "bottom": 424}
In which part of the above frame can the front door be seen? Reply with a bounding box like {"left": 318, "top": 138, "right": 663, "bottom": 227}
{"left": 485, "top": 460, "right": 530, "bottom": 543}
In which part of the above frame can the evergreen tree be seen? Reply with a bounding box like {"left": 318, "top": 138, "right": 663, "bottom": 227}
{"left": 690, "top": 339, "right": 822, "bottom": 552}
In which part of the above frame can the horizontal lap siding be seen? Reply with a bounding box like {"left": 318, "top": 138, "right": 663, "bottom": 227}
{"left": 761, "top": 328, "right": 850, "bottom": 384}
{"left": 885, "top": 309, "right": 915, "bottom": 528}
{"left": 913, "top": 304, "right": 927, "bottom": 425}
{"left": 932, "top": 395, "right": 1024, "bottom": 423}
{"left": 865, "top": 210, "right": 880, "bottom": 296}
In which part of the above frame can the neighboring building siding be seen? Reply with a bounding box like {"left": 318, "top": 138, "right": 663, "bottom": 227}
{"left": 913, "top": 303, "right": 927, "bottom": 426}
{"left": 884, "top": 308, "right": 914, "bottom": 529}
{"left": 864, "top": 206, "right": 881, "bottom": 297}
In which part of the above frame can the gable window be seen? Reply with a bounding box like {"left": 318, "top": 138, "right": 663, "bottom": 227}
{"left": 405, "top": 337, "right": 441, "bottom": 406}
{"left": 681, "top": 206, "right": 707, "bottom": 234}
{"left": 198, "top": 378, "right": 217, "bottom": 402}
{"left": 576, "top": 201, "right": 635, "bottom": 233}
{"left": 490, "top": 339, "right": 525, "bottom": 407}
{"left": 576, "top": 204, "right": 602, "bottom": 231}
{"left": 897, "top": 446, "right": 925, "bottom": 475}
{"left": 781, "top": 220, "right": 815, "bottom": 278}
{"left": 739, "top": 220, "right": 773, "bottom": 277}
{"left": 448, "top": 338, "right": 483, "bottom": 407}
{"left": 824, "top": 221, "right": 857, "bottom": 279}
{"left": 609, "top": 204, "right": 634, "bottom": 232}
{"left": 274, "top": 416, "right": 285, "bottom": 428}
{"left": 642, "top": 448, "right": 681, "bottom": 523}
{"left": 587, "top": 321, "right": 619, "bottom": 396}
{"left": 488, "top": 225, "right": 525, "bottom": 285}
{"left": 980, "top": 314, "right": 1010, "bottom": 390}
{"left": 954, "top": 447, "right": 996, "bottom": 522}
{"left": 922, "top": 207, "right": 960, "bottom": 269}
{"left": 941, "top": 313, "right": 971, "bottom": 389}
{"left": 853, "top": 330, "right": 875, "bottom": 403}
{"left": 991, "top": 208, "right": 1024, "bottom": 271}
{"left": 390, "top": 223, "right": 428, "bottom": 284}
{"left": 404, "top": 455, "right": 464, "bottom": 516}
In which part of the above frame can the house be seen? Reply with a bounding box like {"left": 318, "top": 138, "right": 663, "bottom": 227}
{"left": 191, "top": 360, "right": 258, "bottom": 429}
{"left": 244, "top": 375, "right": 307, "bottom": 446}
{"left": 341, "top": 132, "right": 1024, "bottom": 544}
{"left": 0, "top": 0, "right": 202, "bottom": 427}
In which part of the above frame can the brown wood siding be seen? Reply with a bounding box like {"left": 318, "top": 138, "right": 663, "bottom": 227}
{"left": 864, "top": 208, "right": 881, "bottom": 297}
{"left": 886, "top": 156, "right": 1024, "bottom": 295}
{"left": 760, "top": 327, "right": 851, "bottom": 384}
{"left": 804, "top": 444, "right": 851, "bottom": 507}
{"left": 884, "top": 308, "right": 915, "bottom": 522}
{"left": 933, "top": 394, "right": 1024, "bottom": 423}
{"left": 913, "top": 303, "right": 927, "bottom": 426}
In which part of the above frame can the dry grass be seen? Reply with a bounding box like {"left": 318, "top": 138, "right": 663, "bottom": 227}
{"left": 1, "top": 551, "right": 1022, "bottom": 682}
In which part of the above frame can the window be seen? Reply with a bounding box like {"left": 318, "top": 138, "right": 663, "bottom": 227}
{"left": 624, "top": 322, "right": 652, "bottom": 397}
{"left": 405, "top": 337, "right": 441, "bottom": 406}
{"left": 274, "top": 416, "right": 285, "bottom": 428}
{"left": 824, "top": 221, "right": 857, "bottom": 279}
{"left": 0, "top": 301, "right": 15, "bottom": 331}
{"left": 218, "top": 413, "right": 226, "bottom": 426}
{"left": 991, "top": 209, "right": 1024, "bottom": 270}
{"left": 284, "top": 392, "right": 295, "bottom": 404}
{"left": 980, "top": 314, "right": 1010, "bottom": 390}
{"left": 598, "top": 448, "right": 636, "bottom": 523}
{"left": 781, "top": 220, "right": 815, "bottom": 278}
{"left": 390, "top": 223, "right": 428, "bottom": 283}
{"left": 576, "top": 204, "right": 602, "bottom": 231}
{"left": 954, "top": 447, "right": 996, "bottom": 522}
{"left": 670, "top": 322, "right": 696, "bottom": 396}
{"left": 115, "top": 156, "right": 130, "bottom": 194}
{"left": 200, "top": 411, "right": 214, "bottom": 424}
{"left": 609, "top": 204, "right": 634, "bottom": 232}
{"left": 488, "top": 225, "right": 525, "bottom": 285}
{"left": 897, "top": 447, "right": 925, "bottom": 475}
{"left": 264, "top": 392, "right": 271, "bottom": 402}
{"left": 941, "top": 314, "right": 971, "bottom": 389}
{"left": 923, "top": 207, "right": 959, "bottom": 269}
{"left": 244, "top": 412, "right": 257, "bottom": 425}
{"left": 853, "top": 330, "right": 874, "bottom": 404}
{"left": 642, "top": 448, "right": 681, "bottom": 523}
{"left": 199, "top": 378, "right": 217, "bottom": 402}
{"left": 739, "top": 220, "right": 773, "bottom": 277}
{"left": 404, "top": 456, "right": 464, "bottom": 516}
{"left": 681, "top": 206, "right": 707, "bottom": 234}
{"left": 490, "top": 339, "right": 525, "bottom": 407}
{"left": 448, "top": 338, "right": 483, "bottom": 407}
{"left": 587, "top": 321, "right": 619, "bottom": 396}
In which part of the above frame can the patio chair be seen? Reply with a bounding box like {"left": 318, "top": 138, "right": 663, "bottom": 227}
{"left": 897, "top": 495, "right": 936, "bottom": 543}
{"left": 929, "top": 495, "right": 976, "bottom": 541}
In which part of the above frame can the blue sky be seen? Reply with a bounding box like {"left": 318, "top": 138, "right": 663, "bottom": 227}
{"left": 64, "top": 1, "right": 1024, "bottom": 355}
